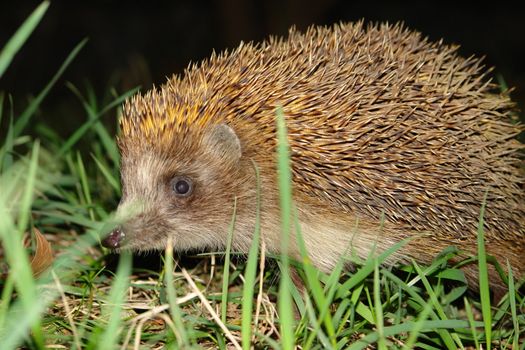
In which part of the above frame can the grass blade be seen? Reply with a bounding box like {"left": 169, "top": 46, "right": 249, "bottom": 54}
{"left": 477, "top": 193, "right": 492, "bottom": 347}
{"left": 98, "top": 252, "right": 132, "bottom": 350}
{"left": 336, "top": 237, "right": 412, "bottom": 298}
{"left": 348, "top": 319, "right": 481, "bottom": 350}
{"left": 404, "top": 296, "right": 435, "bottom": 349}
{"left": 0, "top": 293, "right": 53, "bottom": 350}
{"left": 58, "top": 87, "right": 138, "bottom": 156}
{"left": 241, "top": 162, "right": 261, "bottom": 349}
{"left": 91, "top": 153, "right": 120, "bottom": 193}
{"left": 221, "top": 197, "right": 237, "bottom": 324}
{"left": 373, "top": 259, "right": 387, "bottom": 350}
{"left": 0, "top": 142, "right": 44, "bottom": 347}
{"left": 463, "top": 298, "right": 480, "bottom": 350}
{"left": 76, "top": 152, "right": 94, "bottom": 220}
{"left": 276, "top": 106, "right": 295, "bottom": 350}
{"left": 0, "top": 1, "right": 49, "bottom": 78}
{"left": 0, "top": 113, "right": 15, "bottom": 173}
{"left": 412, "top": 260, "right": 462, "bottom": 349}
{"left": 294, "top": 208, "right": 337, "bottom": 349}
{"left": 65, "top": 82, "right": 126, "bottom": 164}
{"left": 165, "top": 239, "right": 190, "bottom": 347}
{"left": 507, "top": 260, "right": 519, "bottom": 349}
{"left": 0, "top": 92, "right": 4, "bottom": 125}
{"left": 13, "top": 38, "right": 87, "bottom": 137}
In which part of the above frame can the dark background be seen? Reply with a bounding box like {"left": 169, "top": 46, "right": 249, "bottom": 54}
{"left": 1, "top": 1, "right": 524, "bottom": 136}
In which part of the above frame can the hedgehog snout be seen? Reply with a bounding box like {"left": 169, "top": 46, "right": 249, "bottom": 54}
{"left": 102, "top": 226, "right": 126, "bottom": 249}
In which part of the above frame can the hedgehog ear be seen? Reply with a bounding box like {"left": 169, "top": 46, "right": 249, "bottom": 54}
{"left": 203, "top": 123, "right": 242, "bottom": 164}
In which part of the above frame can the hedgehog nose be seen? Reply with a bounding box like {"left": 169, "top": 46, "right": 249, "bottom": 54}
{"left": 102, "top": 227, "right": 125, "bottom": 249}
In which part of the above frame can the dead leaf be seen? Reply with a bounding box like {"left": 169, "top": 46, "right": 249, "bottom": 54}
{"left": 29, "top": 228, "right": 54, "bottom": 276}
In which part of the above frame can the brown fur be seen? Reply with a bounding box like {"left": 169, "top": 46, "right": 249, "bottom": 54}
{"left": 111, "top": 21, "right": 525, "bottom": 294}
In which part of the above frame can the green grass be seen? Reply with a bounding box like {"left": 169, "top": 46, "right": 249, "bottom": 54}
{"left": 1, "top": 3, "right": 524, "bottom": 349}
{"left": 276, "top": 106, "right": 295, "bottom": 350}
{"left": 0, "top": 1, "right": 49, "bottom": 78}
{"left": 241, "top": 162, "right": 262, "bottom": 349}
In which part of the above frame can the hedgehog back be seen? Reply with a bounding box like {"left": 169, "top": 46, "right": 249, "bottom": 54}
{"left": 122, "top": 22, "right": 525, "bottom": 241}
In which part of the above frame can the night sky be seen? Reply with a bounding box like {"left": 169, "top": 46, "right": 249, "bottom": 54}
{"left": 1, "top": 1, "right": 524, "bottom": 135}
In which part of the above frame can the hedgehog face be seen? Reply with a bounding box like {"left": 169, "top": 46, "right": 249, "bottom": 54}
{"left": 102, "top": 123, "right": 249, "bottom": 253}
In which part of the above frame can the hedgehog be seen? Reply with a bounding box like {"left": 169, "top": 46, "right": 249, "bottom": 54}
{"left": 103, "top": 21, "right": 525, "bottom": 295}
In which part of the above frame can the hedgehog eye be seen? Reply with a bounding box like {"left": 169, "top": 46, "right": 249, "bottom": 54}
{"left": 172, "top": 176, "right": 193, "bottom": 197}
